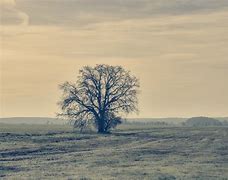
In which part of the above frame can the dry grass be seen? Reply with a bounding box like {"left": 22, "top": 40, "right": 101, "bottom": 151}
{"left": 0, "top": 124, "right": 228, "bottom": 179}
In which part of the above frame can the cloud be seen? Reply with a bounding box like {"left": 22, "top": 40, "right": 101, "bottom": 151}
{"left": 0, "top": 0, "right": 16, "bottom": 6}
{"left": 2, "top": 9, "right": 228, "bottom": 61}
{"left": 7, "top": 0, "right": 228, "bottom": 27}
{"left": 0, "top": 0, "right": 29, "bottom": 25}
{"left": 1, "top": 0, "right": 228, "bottom": 117}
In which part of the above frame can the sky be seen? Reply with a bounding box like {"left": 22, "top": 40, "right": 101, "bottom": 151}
{"left": 0, "top": 0, "right": 228, "bottom": 118}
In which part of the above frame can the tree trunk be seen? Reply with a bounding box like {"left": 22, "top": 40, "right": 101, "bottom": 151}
{"left": 97, "top": 117, "right": 106, "bottom": 133}
{"left": 98, "top": 127, "right": 105, "bottom": 133}
{"left": 97, "top": 111, "right": 107, "bottom": 133}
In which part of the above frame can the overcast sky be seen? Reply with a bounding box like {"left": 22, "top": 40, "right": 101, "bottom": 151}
{"left": 1, "top": 0, "right": 228, "bottom": 118}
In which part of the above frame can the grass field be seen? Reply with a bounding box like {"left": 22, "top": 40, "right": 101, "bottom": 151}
{"left": 0, "top": 124, "right": 228, "bottom": 179}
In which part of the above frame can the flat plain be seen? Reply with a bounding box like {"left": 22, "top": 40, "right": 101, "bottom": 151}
{"left": 0, "top": 123, "right": 228, "bottom": 179}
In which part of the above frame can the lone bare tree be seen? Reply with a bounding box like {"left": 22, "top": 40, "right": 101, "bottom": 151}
{"left": 59, "top": 64, "right": 139, "bottom": 133}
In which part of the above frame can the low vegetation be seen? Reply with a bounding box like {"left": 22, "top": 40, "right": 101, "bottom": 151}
{"left": 0, "top": 123, "right": 227, "bottom": 179}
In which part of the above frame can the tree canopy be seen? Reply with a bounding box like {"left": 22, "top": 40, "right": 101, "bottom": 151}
{"left": 59, "top": 64, "right": 139, "bottom": 133}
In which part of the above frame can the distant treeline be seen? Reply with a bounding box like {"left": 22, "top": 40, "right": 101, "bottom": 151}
{"left": 124, "top": 117, "right": 228, "bottom": 127}
{"left": 123, "top": 120, "right": 175, "bottom": 126}
{"left": 183, "top": 117, "right": 228, "bottom": 127}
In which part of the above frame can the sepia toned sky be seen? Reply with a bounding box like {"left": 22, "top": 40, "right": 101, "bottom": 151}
{"left": 0, "top": 0, "right": 228, "bottom": 118}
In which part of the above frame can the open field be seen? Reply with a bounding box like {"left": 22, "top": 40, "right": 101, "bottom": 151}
{"left": 0, "top": 124, "right": 228, "bottom": 179}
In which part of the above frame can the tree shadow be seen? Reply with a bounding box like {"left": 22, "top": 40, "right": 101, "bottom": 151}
{"left": 111, "top": 132, "right": 138, "bottom": 137}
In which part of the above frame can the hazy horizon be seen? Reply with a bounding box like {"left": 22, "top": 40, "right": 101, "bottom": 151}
{"left": 0, "top": 116, "right": 227, "bottom": 126}
{"left": 1, "top": 0, "right": 228, "bottom": 118}
{"left": 1, "top": 116, "right": 228, "bottom": 119}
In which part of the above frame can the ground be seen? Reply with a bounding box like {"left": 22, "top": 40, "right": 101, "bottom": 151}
{"left": 0, "top": 124, "right": 228, "bottom": 179}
